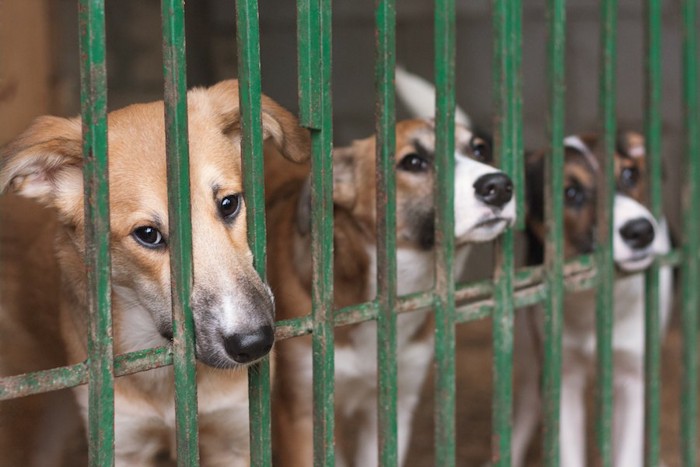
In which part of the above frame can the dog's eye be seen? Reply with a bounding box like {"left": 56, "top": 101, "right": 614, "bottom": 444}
{"left": 398, "top": 153, "right": 429, "bottom": 173}
{"left": 133, "top": 226, "right": 166, "bottom": 249}
{"left": 471, "top": 137, "right": 491, "bottom": 162}
{"left": 564, "top": 185, "right": 586, "bottom": 207}
{"left": 620, "top": 167, "right": 640, "bottom": 188}
{"left": 219, "top": 194, "right": 242, "bottom": 221}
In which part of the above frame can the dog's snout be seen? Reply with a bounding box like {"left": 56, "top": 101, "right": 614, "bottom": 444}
{"left": 620, "top": 218, "right": 655, "bottom": 250}
{"left": 223, "top": 325, "right": 274, "bottom": 364}
{"left": 473, "top": 173, "right": 513, "bottom": 208}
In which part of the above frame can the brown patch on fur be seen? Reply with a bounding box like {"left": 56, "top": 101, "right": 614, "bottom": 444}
{"left": 526, "top": 131, "right": 651, "bottom": 262}
{"left": 0, "top": 80, "right": 309, "bottom": 464}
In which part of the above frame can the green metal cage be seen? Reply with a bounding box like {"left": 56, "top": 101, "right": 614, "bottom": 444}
{"left": 0, "top": 0, "right": 699, "bottom": 466}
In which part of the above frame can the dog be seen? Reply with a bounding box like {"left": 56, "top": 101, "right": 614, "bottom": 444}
{"left": 0, "top": 80, "right": 310, "bottom": 466}
{"left": 512, "top": 132, "right": 673, "bottom": 467}
{"left": 265, "top": 118, "right": 516, "bottom": 466}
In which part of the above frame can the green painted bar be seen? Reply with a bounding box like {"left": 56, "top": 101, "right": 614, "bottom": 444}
{"left": 433, "top": 0, "right": 457, "bottom": 462}
{"left": 0, "top": 253, "right": 601, "bottom": 401}
{"left": 234, "top": 1, "right": 273, "bottom": 464}
{"left": 297, "top": 0, "right": 336, "bottom": 464}
{"left": 542, "top": 0, "right": 566, "bottom": 464}
{"left": 643, "top": 0, "right": 663, "bottom": 464}
{"left": 595, "top": 0, "right": 617, "bottom": 464}
{"left": 491, "top": 0, "right": 518, "bottom": 462}
{"left": 374, "top": 0, "right": 398, "bottom": 464}
{"left": 297, "top": 0, "right": 321, "bottom": 129}
{"left": 161, "top": 0, "right": 200, "bottom": 464}
{"left": 681, "top": 0, "right": 700, "bottom": 464}
{"left": 78, "top": 1, "right": 115, "bottom": 465}
{"left": 512, "top": 1, "right": 525, "bottom": 230}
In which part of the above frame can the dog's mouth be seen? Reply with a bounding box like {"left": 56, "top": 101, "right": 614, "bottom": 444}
{"left": 159, "top": 329, "right": 174, "bottom": 342}
{"left": 473, "top": 217, "right": 509, "bottom": 229}
{"left": 616, "top": 250, "right": 655, "bottom": 273}
{"left": 456, "top": 215, "right": 513, "bottom": 245}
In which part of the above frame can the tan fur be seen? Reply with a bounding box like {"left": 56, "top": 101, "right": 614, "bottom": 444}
{"left": 0, "top": 80, "right": 309, "bottom": 466}
{"left": 526, "top": 132, "right": 650, "bottom": 259}
{"left": 266, "top": 119, "right": 512, "bottom": 466}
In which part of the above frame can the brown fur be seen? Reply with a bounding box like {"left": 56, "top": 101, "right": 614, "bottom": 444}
{"left": 266, "top": 119, "right": 497, "bottom": 466}
{"left": 526, "top": 131, "right": 650, "bottom": 260}
{"left": 0, "top": 80, "right": 309, "bottom": 466}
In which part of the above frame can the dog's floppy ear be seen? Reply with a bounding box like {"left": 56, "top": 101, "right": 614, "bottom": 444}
{"left": 0, "top": 116, "right": 83, "bottom": 216}
{"left": 617, "top": 131, "right": 645, "bottom": 159}
{"left": 207, "top": 80, "right": 311, "bottom": 163}
{"left": 332, "top": 146, "right": 358, "bottom": 210}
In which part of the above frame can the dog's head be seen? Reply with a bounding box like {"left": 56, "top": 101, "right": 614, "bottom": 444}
{"left": 299, "top": 119, "right": 515, "bottom": 250}
{"left": 526, "top": 131, "right": 662, "bottom": 272}
{"left": 0, "top": 80, "right": 310, "bottom": 369}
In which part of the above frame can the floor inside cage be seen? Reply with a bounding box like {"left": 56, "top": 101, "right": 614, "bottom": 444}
{"left": 406, "top": 310, "right": 695, "bottom": 466}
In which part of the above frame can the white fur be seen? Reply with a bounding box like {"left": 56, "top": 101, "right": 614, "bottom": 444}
{"left": 455, "top": 154, "right": 516, "bottom": 243}
{"left": 613, "top": 194, "right": 661, "bottom": 271}
{"left": 395, "top": 66, "right": 471, "bottom": 127}
{"left": 114, "top": 285, "right": 170, "bottom": 353}
{"left": 564, "top": 135, "right": 600, "bottom": 172}
{"left": 332, "top": 241, "right": 472, "bottom": 466}
{"left": 512, "top": 212, "right": 673, "bottom": 467}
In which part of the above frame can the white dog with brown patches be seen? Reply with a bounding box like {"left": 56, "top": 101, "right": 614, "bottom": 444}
{"left": 0, "top": 80, "right": 309, "bottom": 466}
{"left": 513, "top": 133, "right": 672, "bottom": 467}
{"left": 266, "top": 118, "right": 515, "bottom": 467}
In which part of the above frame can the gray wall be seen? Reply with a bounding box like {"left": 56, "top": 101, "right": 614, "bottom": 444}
{"left": 49, "top": 0, "right": 688, "bottom": 230}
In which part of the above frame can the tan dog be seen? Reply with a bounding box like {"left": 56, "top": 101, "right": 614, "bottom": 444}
{"left": 0, "top": 80, "right": 309, "bottom": 466}
{"left": 266, "top": 119, "right": 516, "bottom": 467}
{"left": 512, "top": 133, "right": 672, "bottom": 467}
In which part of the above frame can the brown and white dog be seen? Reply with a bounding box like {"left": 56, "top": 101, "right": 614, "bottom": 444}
{"left": 0, "top": 80, "right": 309, "bottom": 466}
{"left": 512, "top": 133, "right": 673, "bottom": 467}
{"left": 266, "top": 119, "right": 516, "bottom": 467}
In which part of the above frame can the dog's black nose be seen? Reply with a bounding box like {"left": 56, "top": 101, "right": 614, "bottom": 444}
{"left": 473, "top": 173, "right": 514, "bottom": 208}
{"left": 223, "top": 325, "right": 274, "bottom": 364}
{"left": 620, "top": 218, "right": 655, "bottom": 249}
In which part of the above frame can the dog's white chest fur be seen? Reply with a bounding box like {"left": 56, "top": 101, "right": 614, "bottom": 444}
{"left": 333, "top": 246, "right": 470, "bottom": 416}
{"left": 562, "top": 221, "right": 672, "bottom": 359}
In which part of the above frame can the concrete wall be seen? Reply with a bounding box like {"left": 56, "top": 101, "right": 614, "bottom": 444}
{"left": 18, "top": 0, "right": 690, "bottom": 228}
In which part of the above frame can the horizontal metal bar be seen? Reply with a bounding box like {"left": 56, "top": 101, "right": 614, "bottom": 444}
{"left": 0, "top": 346, "right": 173, "bottom": 401}
{"left": 0, "top": 247, "right": 681, "bottom": 400}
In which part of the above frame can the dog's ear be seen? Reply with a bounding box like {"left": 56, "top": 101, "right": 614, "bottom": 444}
{"left": 0, "top": 116, "right": 83, "bottom": 216}
{"left": 207, "top": 80, "right": 311, "bottom": 163}
{"left": 332, "top": 146, "right": 358, "bottom": 210}
{"left": 617, "top": 131, "right": 645, "bottom": 159}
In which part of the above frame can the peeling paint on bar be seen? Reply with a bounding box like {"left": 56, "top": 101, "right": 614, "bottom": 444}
{"left": 78, "top": 1, "right": 115, "bottom": 465}
{"left": 491, "top": 0, "right": 520, "bottom": 462}
{"left": 643, "top": 0, "right": 663, "bottom": 464}
{"left": 542, "top": 0, "right": 566, "bottom": 464}
{"left": 595, "top": 0, "right": 618, "bottom": 464}
{"left": 680, "top": 0, "right": 699, "bottom": 464}
{"left": 234, "top": 0, "right": 274, "bottom": 464}
{"left": 161, "top": 0, "right": 200, "bottom": 464}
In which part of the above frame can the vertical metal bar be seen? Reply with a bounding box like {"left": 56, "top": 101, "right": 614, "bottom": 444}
{"left": 643, "top": 0, "right": 663, "bottom": 464}
{"left": 297, "top": 0, "right": 321, "bottom": 130}
{"left": 433, "top": 0, "right": 456, "bottom": 463}
{"left": 491, "top": 0, "right": 520, "bottom": 464}
{"left": 374, "top": 0, "right": 398, "bottom": 464}
{"left": 542, "top": 0, "right": 566, "bottom": 464}
{"left": 512, "top": 1, "right": 526, "bottom": 231}
{"left": 595, "top": 0, "right": 617, "bottom": 465}
{"left": 234, "top": 2, "right": 273, "bottom": 465}
{"left": 161, "top": 1, "right": 199, "bottom": 464}
{"left": 297, "top": 0, "right": 335, "bottom": 465}
{"left": 680, "top": 0, "right": 699, "bottom": 464}
{"left": 78, "top": 1, "right": 114, "bottom": 465}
